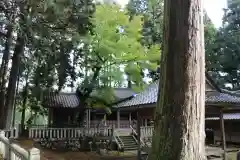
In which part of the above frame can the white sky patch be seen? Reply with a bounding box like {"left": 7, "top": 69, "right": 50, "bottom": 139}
{"left": 115, "top": 0, "right": 227, "bottom": 28}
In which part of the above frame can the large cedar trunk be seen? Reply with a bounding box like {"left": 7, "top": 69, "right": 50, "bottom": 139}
{"left": 149, "top": 0, "right": 205, "bottom": 159}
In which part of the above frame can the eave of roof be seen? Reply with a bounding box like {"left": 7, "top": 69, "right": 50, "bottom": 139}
{"left": 44, "top": 88, "right": 135, "bottom": 108}
{"left": 114, "top": 74, "right": 240, "bottom": 109}
{"left": 205, "top": 72, "right": 222, "bottom": 92}
{"left": 206, "top": 113, "right": 240, "bottom": 120}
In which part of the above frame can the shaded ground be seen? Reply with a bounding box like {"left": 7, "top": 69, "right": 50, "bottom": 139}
{"left": 7, "top": 139, "right": 240, "bottom": 160}
{"left": 14, "top": 139, "right": 137, "bottom": 160}
{"left": 206, "top": 146, "right": 239, "bottom": 160}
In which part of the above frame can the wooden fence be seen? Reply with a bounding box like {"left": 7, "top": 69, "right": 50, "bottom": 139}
{"left": 0, "top": 131, "right": 40, "bottom": 160}
{"left": 3, "top": 128, "right": 19, "bottom": 139}
{"left": 140, "top": 126, "right": 154, "bottom": 138}
{"left": 29, "top": 127, "right": 113, "bottom": 140}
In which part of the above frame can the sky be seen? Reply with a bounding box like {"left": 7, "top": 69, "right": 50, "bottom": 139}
{"left": 116, "top": 0, "right": 227, "bottom": 28}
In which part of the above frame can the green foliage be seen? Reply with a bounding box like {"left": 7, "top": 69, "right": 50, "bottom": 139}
{"left": 127, "top": 0, "right": 147, "bottom": 17}
{"left": 127, "top": 0, "right": 163, "bottom": 80}
{"left": 0, "top": 0, "right": 161, "bottom": 120}
{"left": 79, "top": 4, "right": 160, "bottom": 107}
{"left": 206, "top": 1, "right": 240, "bottom": 90}
{"left": 204, "top": 12, "right": 218, "bottom": 71}
{"left": 0, "top": 0, "right": 96, "bottom": 124}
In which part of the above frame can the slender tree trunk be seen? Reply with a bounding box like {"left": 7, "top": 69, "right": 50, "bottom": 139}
{"left": 0, "top": 25, "right": 13, "bottom": 129}
{"left": 20, "top": 79, "right": 28, "bottom": 133}
{"left": 11, "top": 69, "right": 20, "bottom": 127}
{"left": 149, "top": 0, "right": 205, "bottom": 159}
{"left": 4, "top": 1, "right": 27, "bottom": 129}
{"left": 5, "top": 35, "right": 25, "bottom": 129}
{"left": 127, "top": 73, "right": 132, "bottom": 88}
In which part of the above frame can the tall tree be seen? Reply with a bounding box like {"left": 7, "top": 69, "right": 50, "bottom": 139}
{"left": 206, "top": 0, "right": 240, "bottom": 90}
{"left": 127, "top": 0, "right": 164, "bottom": 81}
{"left": 149, "top": 0, "right": 205, "bottom": 159}
{"left": 0, "top": 0, "right": 17, "bottom": 129}
{"left": 0, "top": 0, "right": 96, "bottom": 128}
{"left": 4, "top": 1, "right": 26, "bottom": 128}
{"left": 76, "top": 4, "right": 160, "bottom": 107}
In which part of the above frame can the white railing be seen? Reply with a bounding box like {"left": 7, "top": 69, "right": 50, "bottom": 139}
{"left": 0, "top": 131, "right": 40, "bottom": 160}
{"left": 1, "top": 127, "right": 19, "bottom": 139}
{"left": 130, "top": 125, "right": 145, "bottom": 146}
{"left": 28, "top": 124, "right": 48, "bottom": 128}
{"left": 29, "top": 127, "right": 113, "bottom": 140}
{"left": 140, "top": 126, "right": 154, "bottom": 138}
{"left": 113, "top": 130, "right": 124, "bottom": 149}
{"left": 90, "top": 120, "right": 130, "bottom": 128}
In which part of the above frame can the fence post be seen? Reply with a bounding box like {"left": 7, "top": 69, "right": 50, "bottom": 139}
{"left": 0, "top": 131, "right": 6, "bottom": 158}
{"left": 29, "top": 148, "right": 40, "bottom": 160}
{"left": 15, "top": 126, "right": 19, "bottom": 139}
{"left": 9, "top": 128, "right": 14, "bottom": 139}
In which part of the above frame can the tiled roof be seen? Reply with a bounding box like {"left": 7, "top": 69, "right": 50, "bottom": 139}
{"left": 113, "top": 88, "right": 135, "bottom": 102}
{"left": 114, "top": 82, "right": 158, "bottom": 108}
{"left": 44, "top": 92, "right": 80, "bottom": 108}
{"left": 206, "top": 113, "right": 240, "bottom": 120}
{"left": 206, "top": 91, "right": 240, "bottom": 104}
{"left": 115, "top": 81, "right": 240, "bottom": 109}
{"left": 44, "top": 88, "right": 135, "bottom": 108}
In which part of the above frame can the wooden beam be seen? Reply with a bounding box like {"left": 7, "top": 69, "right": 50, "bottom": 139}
{"left": 137, "top": 110, "right": 141, "bottom": 160}
{"left": 88, "top": 109, "right": 91, "bottom": 128}
{"left": 48, "top": 108, "right": 53, "bottom": 126}
{"left": 117, "top": 110, "right": 120, "bottom": 128}
{"left": 129, "top": 112, "right": 132, "bottom": 125}
{"left": 220, "top": 110, "right": 227, "bottom": 160}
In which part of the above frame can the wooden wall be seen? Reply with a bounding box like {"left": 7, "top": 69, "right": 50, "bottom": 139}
{"left": 206, "top": 120, "right": 240, "bottom": 144}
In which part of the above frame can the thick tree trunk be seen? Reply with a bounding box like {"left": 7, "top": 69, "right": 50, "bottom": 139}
{"left": 0, "top": 25, "right": 13, "bottom": 129}
{"left": 149, "top": 0, "right": 205, "bottom": 159}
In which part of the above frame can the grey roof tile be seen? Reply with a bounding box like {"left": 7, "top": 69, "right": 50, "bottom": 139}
{"left": 206, "top": 113, "right": 240, "bottom": 120}
{"left": 44, "top": 92, "right": 80, "bottom": 108}
{"left": 115, "top": 81, "right": 240, "bottom": 109}
{"left": 206, "top": 91, "right": 240, "bottom": 104}
{"left": 113, "top": 88, "right": 135, "bottom": 102}
{"left": 114, "top": 81, "right": 158, "bottom": 108}
{"left": 44, "top": 88, "right": 135, "bottom": 108}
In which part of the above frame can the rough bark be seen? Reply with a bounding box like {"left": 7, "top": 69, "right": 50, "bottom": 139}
{"left": 149, "top": 0, "right": 205, "bottom": 159}
{"left": 0, "top": 25, "right": 13, "bottom": 129}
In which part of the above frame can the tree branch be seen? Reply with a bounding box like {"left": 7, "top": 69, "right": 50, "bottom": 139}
{"left": 106, "top": 56, "right": 140, "bottom": 67}
{"left": 0, "top": 31, "right": 6, "bottom": 38}
{"left": 84, "top": 66, "right": 101, "bottom": 97}
{"left": 95, "top": 52, "right": 105, "bottom": 63}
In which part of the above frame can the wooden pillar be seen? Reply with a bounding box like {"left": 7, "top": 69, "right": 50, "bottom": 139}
{"left": 117, "top": 110, "right": 120, "bottom": 128}
{"left": 137, "top": 110, "right": 141, "bottom": 160}
{"left": 145, "top": 119, "right": 147, "bottom": 126}
{"left": 88, "top": 109, "right": 91, "bottom": 128}
{"left": 220, "top": 110, "right": 226, "bottom": 160}
{"left": 48, "top": 108, "right": 53, "bottom": 127}
{"left": 86, "top": 109, "right": 89, "bottom": 128}
{"left": 129, "top": 112, "right": 132, "bottom": 125}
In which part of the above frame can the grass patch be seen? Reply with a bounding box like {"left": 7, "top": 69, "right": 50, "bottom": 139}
{"left": 227, "top": 152, "right": 237, "bottom": 160}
